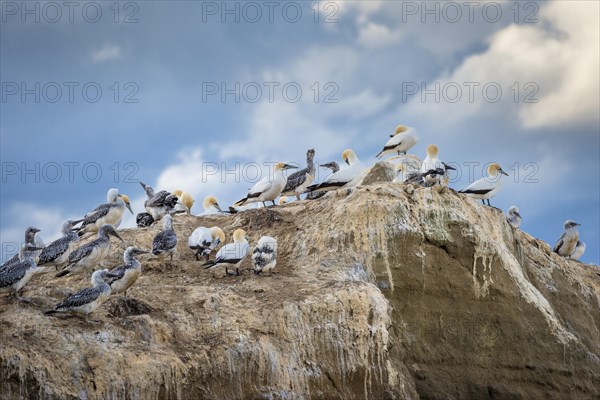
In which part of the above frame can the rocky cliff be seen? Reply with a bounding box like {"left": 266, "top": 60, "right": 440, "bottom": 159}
{"left": 1, "top": 166, "right": 599, "bottom": 400}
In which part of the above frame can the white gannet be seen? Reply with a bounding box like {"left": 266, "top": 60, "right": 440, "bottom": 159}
{"left": 571, "top": 241, "right": 586, "bottom": 261}
{"left": 141, "top": 182, "right": 179, "bottom": 221}
{"left": 252, "top": 236, "right": 277, "bottom": 276}
{"left": 38, "top": 219, "right": 84, "bottom": 270}
{"left": 173, "top": 189, "right": 195, "bottom": 214}
{"left": 199, "top": 196, "right": 224, "bottom": 216}
{"left": 78, "top": 189, "right": 133, "bottom": 234}
{"left": 1, "top": 226, "right": 43, "bottom": 269}
{"left": 136, "top": 212, "right": 154, "bottom": 228}
{"left": 0, "top": 243, "right": 45, "bottom": 299}
{"left": 506, "top": 206, "right": 522, "bottom": 229}
{"left": 234, "top": 162, "right": 298, "bottom": 208}
{"left": 278, "top": 197, "right": 289, "bottom": 205}
{"left": 307, "top": 149, "right": 364, "bottom": 193}
{"left": 553, "top": 220, "right": 581, "bottom": 258}
{"left": 376, "top": 125, "right": 418, "bottom": 158}
{"left": 306, "top": 162, "right": 340, "bottom": 200}
{"left": 188, "top": 226, "right": 225, "bottom": 260}
{"left": 107, "top": 247, "right": 149, "bottom": 297}
{"left": 282, "top": 149, "right": 316, "bottom": 201}
{"left": 152, "top": 214, "right": 178, "bottom": 261}
{"left": 56, "top": 225, "right": 124, "bottom": 278}
{"left": 394, "top": 163, "right": 408, "bottom": 183}
{"left": 421, "top": 144, "right": 444, "bottom": 185}
{"left": 45, "top": 269, "right": 118, "bottom": 317}
{"left": 202, "top": 228, "right": 249, "bottom": 276}
{"left": 459, "top": 163, "right": 508, "bottom": 207}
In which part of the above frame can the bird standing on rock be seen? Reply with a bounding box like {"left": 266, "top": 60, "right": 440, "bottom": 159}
{"left": 376, "top": 125, "right": 418, "bottom": 158}
{"left": 234, "top": 162, "right": 298, "bottom": 208}
{"left": 282, "top": 149, "right": 316, "bottom": 201}
{"left": 553, "top": 220, "right": 581, "bottom": 258}
{"left": 252, "top": 236, "right": 277, "bottom": 275}
{"left": 152, "top": 214, "right": 178, "bottom": 261}
{"left": 506, "top": 206, "right": 522, "bottom": 229}
{"left": 1, "top": 227, "right": 43, "bottom": 269}
{"left": 202, "top": 229, "right": 249, "bottom": 277}
{"left": 188, "top": 226, "right": 225, "bottom": 260}
{"left": 0, "top": 243, "right": 45, "bottom": 299}
{"left": 306, "top": 149, "right": 363, "bottom": 193}
{"left": 459, "top": 163, "right": 508, "bottom": 207}
{"left": 38, "top": 220, "right": 84, "bottom": 270}
{"left": 107, "top": 247, "right": 149, "bottom": 297}
{"left": 78, "top": 188, "right": 133, "bottom": 234}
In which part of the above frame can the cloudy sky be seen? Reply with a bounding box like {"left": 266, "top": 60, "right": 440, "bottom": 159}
{"left": 1, "top": 0, "right": 598, "bottom": 264}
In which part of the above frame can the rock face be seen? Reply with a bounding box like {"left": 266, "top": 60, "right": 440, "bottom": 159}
{"left": 1, "top": 179, "right": 599, "bottom": 399}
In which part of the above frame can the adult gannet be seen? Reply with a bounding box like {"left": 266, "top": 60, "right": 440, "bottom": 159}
{"left": 234, "top": 163, "right": 298, "bottom": 207}
{"left": 394, "top": 164, "right": 408, "bottom": 183}
{"left": 45, "top": 269, "right": 118, "bottom": 317}
{"left": 571, "top": 241, "right": 586, "bottom": 261}
{"left": 282, "top": 149, "right": 316, "bottom": 201}
{"left": 0, "top": 243, "right": 44, "bottom": 299}
{"left": 188, "top": 226, "right": 225, "bottom": 260}
{"left": 553, "top": 220, "right": 581, "bottom": 258}
{"left": 252, "top": 236, "right": 277, "bottom": 276}
{"left": 506, "top": 206, "right": 522, "bottom": 229}
{"left": 38, "top": 220, "right": 84, "bottom": 270}
{"left": 141, "top": 183, "right": 179, "bottom": 221}
{"left": 376, "top": 125, "right": 418, "bottom": 158}
{"left": 56, "top": 225, "right": 124, "bottom": 278}
{"left": 78, "top": 189, "right": 133, "bottom": 234}
{"left": 202, "top": 229, "right": 249, "bottom": 276}
{"left": 306, "top": 149, "right": 364, "bottom": 193}
{"left": 152, "top": 214, "right": 178, "bottom": 261}
{"left": 136, "top": 212, "right": 154, "bottom": 228}
{"left": 199, "top": 196, "right": 224, "bottom": 216}
{"left": 173, "top": 189, "right": 195, "bottom": 214}
{"left": 459, "top": 163, "right": 508, "bottom": 207}
{"left": 107, "top": 247, "right": 149, "bottom": 297}
{"left": 1, "top": 227, "right": 42, "bottom": 269}
{"left": 421, "top": 144, "right": 444, "bottom": 185}
{"left": 278, "top": 197, "right": 289, "bottom": 205}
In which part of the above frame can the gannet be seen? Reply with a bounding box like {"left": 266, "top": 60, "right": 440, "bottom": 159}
{"left": 78, "top": 189, "right": 133, "bottom": 234}
{"left": 394, "top": 164, "right": 408, "bottom": 183}
{"left": 45, "top": 269, "right": 118, "bottom": 317}
{"left": 459, "top": 163, "right": 508, "bottom": 206}
{"left": 506, "top": 206, "right": 522, "bottom": 229}
{"left": 278, "top": 197, "right": 289, "bottom": 205}
{"left": 306, "top": 162, "right": 340, "bottom": 200}
{"left": 200, "top": 196, "right": 224, "bottom": 216}
{"left": 152, "top": 214, "right": 178, "bottom": 260}
{"left": 56, "top": 225, "right": 124, "bottom": 277}
{"left": 320, "top": 161, "right": 340, "bottom": 173}
{"left": 141, "top": 183, "right": 179, "bottom": 221}
{"left": 252, "top": 236, "right": 277, "bottom": 275}
{"left": 307, "top": 149, "right": 364, "bottom": 193}
{"left": 140, "top": 181, "right": 155, "bottom": 206}
{"left": 188, "top": 226, "right": 225, "bottom": 260}
{"left": 419, "top": 162, "right": 456, "bottom": 188}
{"left": 107, "top": 247, "right": 149, "bottom": 297}
{"left": 376, "top": 125, "right": 418, "bottom": 158}
{"left": 0, "top": 243, "right": 44, "bottom": 299}
{"left": 234, "top": 163, "right": 298, "bottom": 207}
{"left": 202, "top": 228, "right": 249, "bottom": 276}
{"left": 38, "top": 220, "right": 84, "bottom": 270}
{"left": 553, "top": 220, "right": 580, "bottom": 258}
{"left": 571, "top": 241, "right": 586, "bottom": 261}
{"left": 136, "top": 212, "right": 154, "bottom": 228}
{"left": 421, "top": 144, "right": 444, "bottom": 185}
{"left": 1, "top": 226, "right": 43, "bottom": 269}
{"left": 173, "top": 189, "right": 195, "bottom": 214}
{"left": 282, "top": 149, "right": 315, "bottom": 201}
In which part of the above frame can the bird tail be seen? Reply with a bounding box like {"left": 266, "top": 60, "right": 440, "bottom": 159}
{"left": 306, "top": 183, "right": 320, "bottom": 192}
{"left": 44, "top": 310, "right": 57, "bottom": 315}
{"left": 55, "top": 269, "right": 71, "bottom": 278}
{"left": 375, "top": 150, "right": 383, "bottom": 158}
{"left": 233, "top": 198, "right": 247, "bottom": 207}
{"left": 202, "top": 260, "right": 217, "bottom": 269}
{"left": 227, "top": 207, "right": 238, "bottom": 214}
{"left": 152, "top": 249, "right": 162, "bottom": 256}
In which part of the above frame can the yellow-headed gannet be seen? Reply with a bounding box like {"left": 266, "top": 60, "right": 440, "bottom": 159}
{"left": 376, "top": 125, "right": 418, "bottom": 158}
{"left": 553, "top": 220, "right": 580, "bottom": 258}
{"left": 506, "top": 206, "right": 522, "bottom": 229}
{"left": 38, "top": 220, "right": 84, "bottom": 270}
{"left": 202, "top": 228, "right": 249, "bottom": 276}
{"left": 252, "top": 236, "right": 277, "bottom": 275}
{"left": 1, "top": 226, "right": 43, "bottom": 269}
{"left": 107, "top": 247, "right": 149, "bottom": 297}
{"left": 136, "top": 212, "right": 154, "bottom": 228}
{"left": 188, "top": 226, "right": 225, "bottom": 260}
{"left": 173, "top": 189, "right": 195, "bottom": 214}
{"left": 152, "top": 214, "right": 178, "bottom": 261}
{"left": 140, "top": 183, "right": 179, "bottom": 221}
{"left": 45, "top": 269, "right": 118, "bottom": 317}
{"left": 282, "top": 149, "right": 316, "bottom": 201}
{"left": 56, "top": 225, "right": 124, "bottom": 278}
{"left": 459, "top": 163, "right": 508, "bottom": 207}
{"left": 0, "top": 243, "right": 45, "bottom": 299}
{"left": 200, "top": 196, "right": 224, "bottom": 216}
{"left": 234, "top": 163, "right": 298, "bottom": 208}
{"left": 78, "top": 189, "right": 133, "bottom": 234}
{"left": 571, "top": 241, "right": 586, "bottom": 261}
{"left": 307, "top": 149, "right": 363, "bottom": 193}
{"left": 278, "top": 197, "right": 289, "bottom": 205}
{"left": 394, "top": 164, "right": 408, "bottom": 183}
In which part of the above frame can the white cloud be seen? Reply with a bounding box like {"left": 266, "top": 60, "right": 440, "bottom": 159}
{"left": 357, "top": 22, "right": 403, "bottom": 47}
{"left": 90, "top": 43, "right": 121, "bottom": 63}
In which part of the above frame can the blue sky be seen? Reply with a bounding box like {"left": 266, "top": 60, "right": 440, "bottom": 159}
{"left": 1, "top": 0, "right": 599, "bottom": 264}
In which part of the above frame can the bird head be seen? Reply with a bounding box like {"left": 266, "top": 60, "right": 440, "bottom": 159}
{"left": 390, "top": 125, "right": 409, "bottom": 137}
{"left": 118, "top": 194, "right": 133, "bottom": 214}
{"left": 274, "top": 162, "right": 298, "bottom": 171}
{"left": 426, "top": 144, "right": 439, "bottom": 158}
{"left": 487, "top": 163, "right": 508, "bottom": 177}
{"left": 210, "top": 227, "right": 226, "bottom": 244}
{"left": 564, "top": 220, "right": 580, "bottom": 229}
{"left": 341, "top": 149, "right": 357, "bottom": 166}
{"left": 233, "top": 228, "right": 246, "bottom": 243}
{"left": 203, "top": 196, "right": 221, "bottom": 213}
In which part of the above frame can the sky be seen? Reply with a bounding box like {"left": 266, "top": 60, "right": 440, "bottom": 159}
{"left": 1, "top": 0, "right": 599, "bottom": 264}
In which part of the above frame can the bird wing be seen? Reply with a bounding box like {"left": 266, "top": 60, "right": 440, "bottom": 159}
{"left": 248, "top": 176, "right": 273, "bottom": 197}
{"left": 107, "top": 265, "right": 127, "bottom": 283}
{"left": 553, "top": 232, "right": 566, "bottom": 253}
{"left": 188, "top": 228, "right": 210, "bottom": 248}
{"left": 153, "top": 230, "right": 177, "bottom": 251}
{"left": 146, "top": 191, "right": 170, "bottom": 207}
{"left": 0, "top": 262, "right": 29, "bottom": 288}
{"left": 55, "top": 287, "right": 102, "bottom": 309}
{"left": 1, "top": 253, "right": 19, "bottom": 269}
{"left": 283, "top": 169, "right": 308, "bottom": 192}
{"left": 215, "top": 242, "right": 248, "bottom": 263}
{"left": 81, "top": 204, "right": 111, "bottom": 227}
{"left": 459, "top": 177, "right": 495, "bottom": 194}
{"left": 68, "top": 240, "right": 97, "bottom": 263}
{"left": 39, "top": 236, "right": 71, "bottom": 264}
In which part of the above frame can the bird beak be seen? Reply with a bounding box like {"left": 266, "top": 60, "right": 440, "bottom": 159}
{"left": 139, "top": 181, "right": 147, "bottom": 190}
{"left": 32, "top": 228, "right": 41, "bottom": 233}
{"left": 389, "top": 134, "right": 394, "bottom": 138}
{"left": 112, "top": 231, "right": 125, "bottom": 242}
{"left": 71, "top": 219, "right": 84, "bottom": 225}
{"left": 575, "top": 223, "right": 581, "bottom": 226}
{"left": 28, "top": 246, "right": 45, "bottom": 251}
{"left": 283, "top": 164, "right": 298, "bottom": 170}
{"left": 443, "top": 163, "right": 457, "bottom": 171}
{"left": 136, "top": 249, "right": 150, "bottom": 255}
{"left": 344, "top": 159, "right": 350, "bottom": 166}
{"left": 215, "top": 203, "right": 223, "bottom": 213}
{"left": 126, "top": 203, "right": 133, "bottom": 214}
{"left": 500, "top": 169, "right": 509, "bottom": 176}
